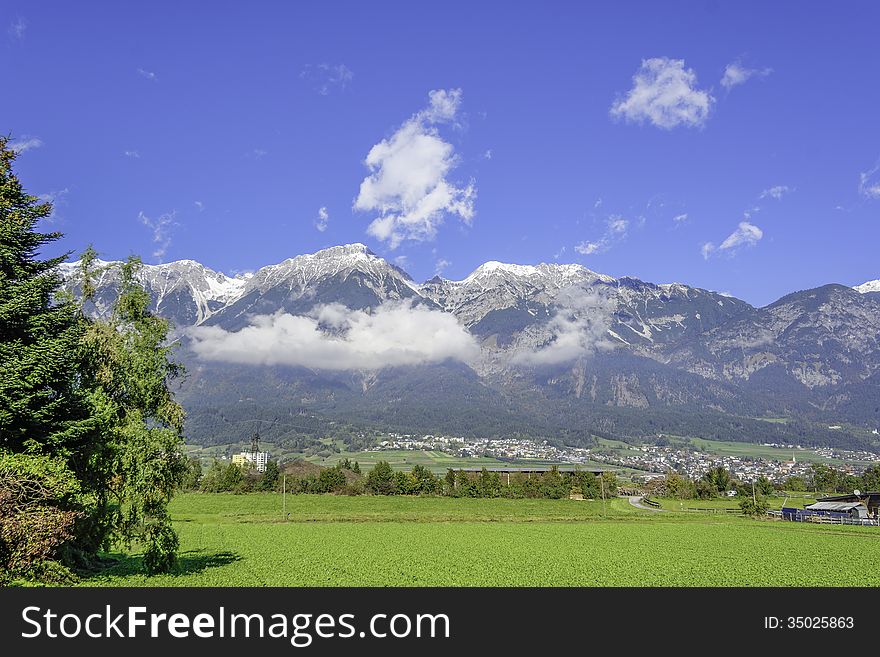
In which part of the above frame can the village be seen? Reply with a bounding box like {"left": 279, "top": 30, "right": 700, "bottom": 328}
{"left": 367, "top": 433, "right": 880, "bottom": 483}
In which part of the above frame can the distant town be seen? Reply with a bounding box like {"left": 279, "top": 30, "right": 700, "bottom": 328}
{"left": 366, "top": 434, "right": 880, "bottom": 483}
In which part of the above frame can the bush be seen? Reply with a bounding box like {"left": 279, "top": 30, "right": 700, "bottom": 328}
{"left": 0, "top": 453, "right": 81, "bottom": 584}
{"left": 739, "top": 494, "right": 770, "bottom": 517}
{"left": 142, "top": 521, "right": 179, "bottom": 575}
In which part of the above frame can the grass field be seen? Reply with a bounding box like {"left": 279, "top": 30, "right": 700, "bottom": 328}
{"left": 78, "top": 493, "right": 880, "bottom": 587}
{"left": 654, "top": 494, "right": 818, "bottom": 512}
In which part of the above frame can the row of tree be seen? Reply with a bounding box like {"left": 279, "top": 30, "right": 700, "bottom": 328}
{"left": 786, "top": 463, "right": 880, "bottom": 495}
{"left": 646, "top": 462, "right": 880, "bottom": 502}
{"left": 643, "top": 463, "right": 880, "bottom": 517}
{"left": 0, "top": 137, "right": 186, "bottom": 583}
{"left": 187, "top": 457, "right": 619, "bottom": 501}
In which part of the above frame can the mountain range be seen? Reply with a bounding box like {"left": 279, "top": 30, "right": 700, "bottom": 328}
{"left": 59, "top": 244, "right": 880, "bottom": 452}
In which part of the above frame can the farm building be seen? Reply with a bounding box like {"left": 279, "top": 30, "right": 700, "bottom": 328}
{"left": 803, "top": 501, "right": 869, "bottom": 519}
{"left": 815, "top": 492, "right": 880, "bottom": 517}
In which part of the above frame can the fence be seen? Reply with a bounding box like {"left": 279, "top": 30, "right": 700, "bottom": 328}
{"left": 771, "top": 508, "right": 880, "bottom": 527}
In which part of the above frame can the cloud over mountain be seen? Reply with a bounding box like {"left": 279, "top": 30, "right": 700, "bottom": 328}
{"left": 512, "top": 289, "right": 614, "bottom": 366}
{"left": 188, "top": 301, "right": 480, "bottom": 371}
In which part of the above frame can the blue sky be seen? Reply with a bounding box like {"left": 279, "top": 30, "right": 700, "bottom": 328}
{"left": 3, "top": 1, "right": 879, "bottom": 306}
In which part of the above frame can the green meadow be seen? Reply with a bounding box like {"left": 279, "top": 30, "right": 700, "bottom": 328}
{"left": 78, "top": 493, "right": 880, "bottom": 587}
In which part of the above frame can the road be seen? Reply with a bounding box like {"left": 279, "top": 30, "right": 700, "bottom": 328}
{"left": 628, "top": 496, "right": 664, "bottom": 512}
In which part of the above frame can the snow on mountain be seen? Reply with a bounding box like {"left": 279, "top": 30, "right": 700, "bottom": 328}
{"left": 57, "top": 246, "right": 880, "bottom": 440}
{"left": 58, "top": 258, "right": 248, "bottom": 324}
{"left": 460, "top": 261, "right": 613, "bottom": 289}
{"left": 58, "top": 245, "right": 750, "bottom": 347}
{"left": 419, "top": 261, "right": 614, "bottom": 327}
{"left": 242, "top": 243, "right": 419, "bottom": 295}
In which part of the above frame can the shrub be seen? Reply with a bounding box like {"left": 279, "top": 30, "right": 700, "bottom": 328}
{"left": 739, "top": 494, "right": 770, "bottom": 517}
{"left": 0, "top": 453, "right": 81, "bottom": 584}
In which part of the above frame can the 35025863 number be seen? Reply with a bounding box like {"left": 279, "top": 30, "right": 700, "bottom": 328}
{"left": 787, "top": 617, "right": 854, "bottom": 629}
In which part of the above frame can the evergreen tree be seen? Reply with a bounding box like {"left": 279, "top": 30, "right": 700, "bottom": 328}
{"left": 0, "top": 136, "right": 91, "bottom": 453}
{"left": 79, "top": 254, "right": 187, "bottom": 573}
{"left": 365, "top": 460, "right": 396, "bottom": 495}
{"left": 0, "top": 137, "right": 97, "bottom": 579}
{"left": 1, "top": 138, "right": 187, "bottom": 577}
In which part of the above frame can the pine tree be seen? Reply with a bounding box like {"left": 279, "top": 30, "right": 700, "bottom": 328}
{"left": 0, "top": 135, "right": 94, "bottom": 581}
{"left": 0, "top": 136, "right": 91, "bottom": 453}
{"left": 0, "top": 136, "right": 186, "bottom": 577}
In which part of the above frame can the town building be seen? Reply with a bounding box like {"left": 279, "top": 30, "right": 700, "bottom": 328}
{"left": 232, "top": 451, "right": 270, "bottom": 473}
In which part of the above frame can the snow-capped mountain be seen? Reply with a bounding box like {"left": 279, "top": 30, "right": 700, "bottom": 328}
{"left": 58, "top": 258, "right": 248, "bottom": 326}
{"left": 59, "top": 244, "right": 750, "bottom": 347}
{"left": 58, "top": 245, "right": 880, "bottom": 449}
{"left": 203, "top": 244, "right": 425, "bottom": 330}
{"left": 420, "top": 261, "right": 612, "bottom": 329}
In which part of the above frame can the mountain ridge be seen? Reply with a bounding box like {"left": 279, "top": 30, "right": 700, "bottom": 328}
{"left": 58, "top": 244, "right": 880, "bottom": 450}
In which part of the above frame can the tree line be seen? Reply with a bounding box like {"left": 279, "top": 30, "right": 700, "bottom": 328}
{"left": 643, "top": 462, "right": 880, "bottom": 516}
{"left": 184, "top": 457, "right": 619, "bottom": 500}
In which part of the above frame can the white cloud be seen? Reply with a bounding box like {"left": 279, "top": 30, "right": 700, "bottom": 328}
{"left": 137, "top": 68, "right": 158, "bottom": 81}
{"left": 8, "top": 16, "right": 26, "bottom": 41}
{"left": 574, "top": 241, "right": 601, "bottom": 255}
{"left": 37, "top": 188, "right": 70, "bottom": 222}
{"left": 610, "top": 57, "right": 714, "bottom": 129}
{"left": 759, "top": 185, "right": 791, "bottom": 200}
{"left": 354, "top": 88, "right": 476, "bottom": 248}
{"left": 716, "top": 221, "right": 763, "bottom": 254}
{"left": 737, "top": 329, "right": 775, "bottom": 349}
{"left": 608, "top": 216, "right": 628, "bottom": 234}
{"left": 300, "top": 63, "right": 353, "bottom": 95}
{"left": 743, "top": 206, "right": 760, "bottom": 220}
{"left": 9, "top": 135, "right": 43, "bottom": 154}
{"left": 138, "top": 210, "right": 176, "bottom": 260}
{"left": 701, "top": 242, "right": 716, "bottom": 260}
{"left": 575, "top": 214, "right": 629, "bottom": 255}
{"left": 483, "top": 149, "right": 492, "bottom": 160}
{"left": 721, "top": 61, "right": 772, "bottom": 90}
{"left": 512, "top": 289, "right": 614, "bottom": 366}
{"left": 315, "top": 206, "right": 329, "bottom": 232}
{"left": 672, "top": 213, "right": 688, "bottom": 223}
{"left": 124, "top": 150, "right": 141, "bottom": 159}
{"left": 189, "top": 301, "right": 480, "bottom": 371}
{"left": 194, "top": 200, "right": 204, "bottom": 212}
{"left": 860, "top": 160, "right": 880, "bottom": 199}
{"left": 434, "top": 258, "right": 451, "bottom": 275}
{"left": 247, "top": 148, "right": 268, "bottom": 159}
